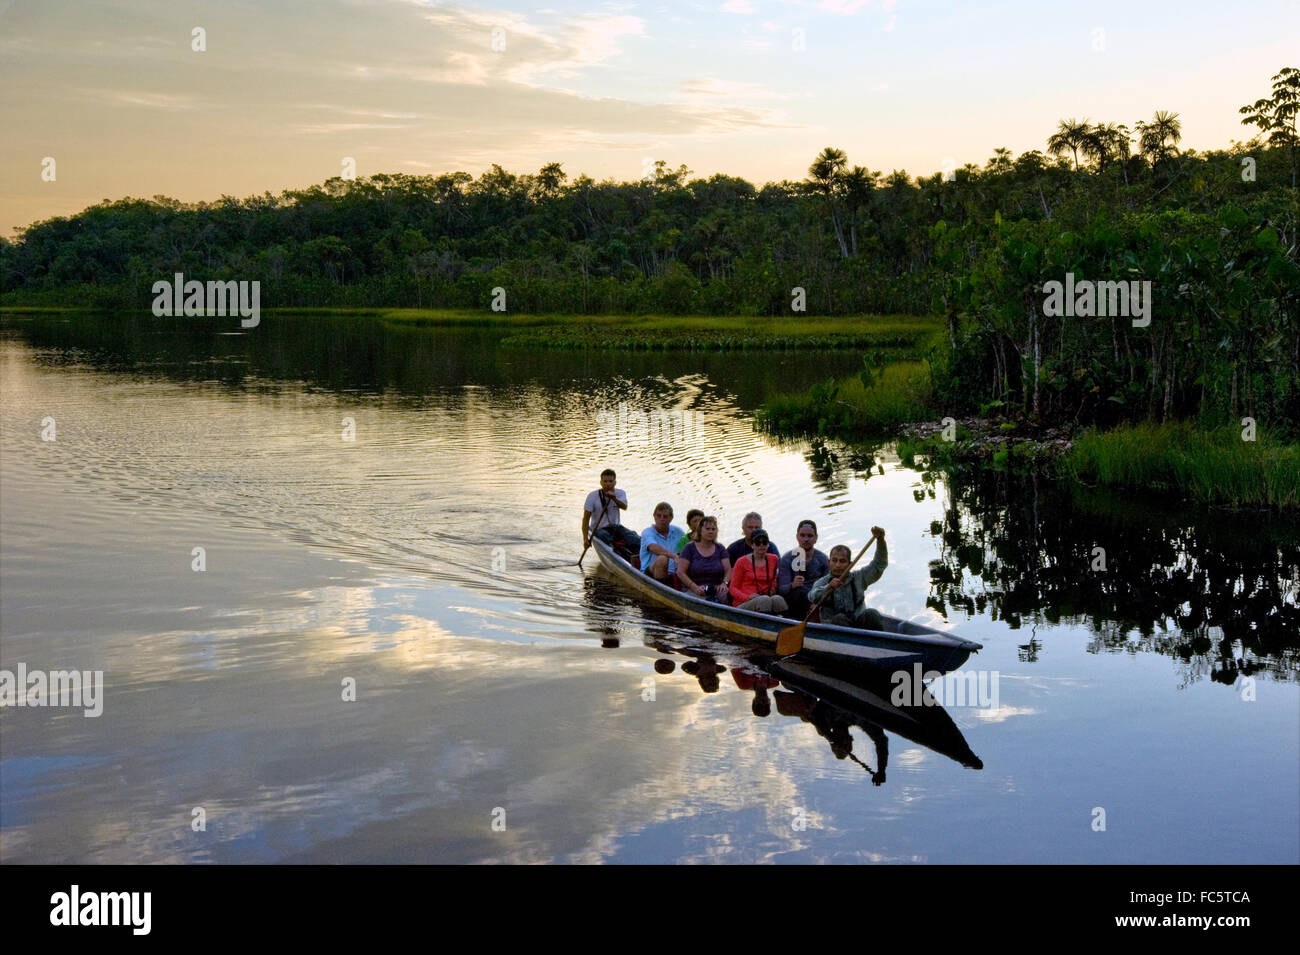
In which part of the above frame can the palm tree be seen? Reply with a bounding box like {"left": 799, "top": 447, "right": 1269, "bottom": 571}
{"left": 986, "top": 147, "right": 1013, "bottom": 174}
{"left": 1135, "top": 111, "right": 1182, "bottom": 166}
{"left": 1046, "top": 118, "right": 1092, "bottom": 171}
{"left": 533, "top": 162, "right": 567, "bottom": 199}
{"left": 1083, "top": 123, "right": 1133, "bottom": 183}
{"left": 807, "top": 147, "right": 849, "bottom": 258}
{"left": 884, "top": 169, "right": 911, "bottom": 190}
{"left": 840, "top": 165, "right": 877, "bottom": 255}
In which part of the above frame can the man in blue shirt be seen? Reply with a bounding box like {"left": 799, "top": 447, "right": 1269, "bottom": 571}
{"left": 641, "top": 502, "right": 686, "bottom": 581}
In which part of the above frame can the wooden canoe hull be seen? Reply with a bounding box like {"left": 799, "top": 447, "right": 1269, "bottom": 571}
{"left": 591, "top": 537, "right": 981, "bottom": 673}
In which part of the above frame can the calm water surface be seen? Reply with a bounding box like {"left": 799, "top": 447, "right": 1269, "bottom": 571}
{"left": 1, "top": 312, "right": 1297, "bottom": 863}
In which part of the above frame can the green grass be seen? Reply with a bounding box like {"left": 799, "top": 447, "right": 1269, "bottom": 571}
{"left": 1066, "top": 422, "right": 1300, "bottom": 508}
{"left": 2, "top": 306, "right": 943, "bottom": 352}
{"left": 0, "top": 305, "right": 97, "bottom": 313}
{"left": 367, "top": 309, "right": 942, "bottom": 351}
{"left": 756, "top": 362, "right": 934, "bottom": 437}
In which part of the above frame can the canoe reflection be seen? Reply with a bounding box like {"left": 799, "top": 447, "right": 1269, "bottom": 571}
{"left": 769, "top": 658, "right": 984, "bottom": 776}
{"left": 581, "top": 562, "right": 983, "bottom": 780}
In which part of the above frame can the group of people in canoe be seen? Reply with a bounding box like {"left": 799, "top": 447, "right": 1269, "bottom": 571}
{"left": 581, "top": 468, "right": 889, "bottom": 631}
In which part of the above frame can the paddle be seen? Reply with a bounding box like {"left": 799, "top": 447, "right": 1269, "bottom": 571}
{"left": 775, "top": 532, "right": 881, "bottom": 656}
{"left": 577, "top": 491, "right": 613, "bottom": 567}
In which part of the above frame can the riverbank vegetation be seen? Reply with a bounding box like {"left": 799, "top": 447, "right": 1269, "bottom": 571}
{"left": 372, "top": 309, "right": 942, "bottom": 351}
{"left": 757, "top": 361, "right": 932, "bottom": 434}
{"left": 756, "top": 69, "right": 1299, "bottom": 507}
{"left": 1066, "top": 424, "right": 1300, "bottom": 508}
{"left": 2, "top": 67, "right": 1296, "bottom": 503}
{"left": 894, "top": 421, "right": 1300, "bottom": 509}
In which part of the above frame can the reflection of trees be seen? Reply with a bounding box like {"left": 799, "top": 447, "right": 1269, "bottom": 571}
{"left": 920, "top": 466, "right": 1300, "bottom": 680}
{"left": 2, "top": 311, "right": 863, "bottom": 411}
{"left": 791, "top": 437, "right": 885, "bottom": 495}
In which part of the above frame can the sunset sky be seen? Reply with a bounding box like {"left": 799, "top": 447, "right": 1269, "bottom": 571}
{"left": 2, "top": 0, "right": 1296, "bottom": 237}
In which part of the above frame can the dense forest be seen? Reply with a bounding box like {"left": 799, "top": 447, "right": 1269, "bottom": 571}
{"left": 3, "top": 68, "right": 1297, "bottom": 432}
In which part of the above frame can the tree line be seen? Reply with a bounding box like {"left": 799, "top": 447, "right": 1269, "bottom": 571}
{"left": 2, "top": 68, "right": 1296, "bottom": 430}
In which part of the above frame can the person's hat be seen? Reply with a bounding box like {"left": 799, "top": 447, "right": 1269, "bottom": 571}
{"left": 750, "top": 529, "right": 770, "bottom": 544}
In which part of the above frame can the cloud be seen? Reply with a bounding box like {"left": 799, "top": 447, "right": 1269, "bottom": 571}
{"left": 722, "top": 0, "right": 757, "bottom": 12}
{"left": 295, "top": 122, "right": 416, "bottom": 134}
{"left": 411, "top": 6, "right": 647, "bottom": 89}
{"left": 679, "top": 78, "right": 782, "bottom": 99}
{"left": 971, "top": 705, "right": 1038, "bottom": 723}
{"left": 2, "top": 0, "right": 797, "bottom": 235}
{"left": 79, "top": 88, "right": 196, "bottom": 110}
{"left": 819, "top": 0, "right": 874, "bottom": 13}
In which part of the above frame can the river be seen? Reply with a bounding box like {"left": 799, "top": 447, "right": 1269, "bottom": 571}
{"left": 1, "top": 310, "right": 1296, "bottom": 863}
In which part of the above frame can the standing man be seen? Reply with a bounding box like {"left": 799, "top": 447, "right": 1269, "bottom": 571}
{"left": 582, "top": 468, "right": 640, "bottom": 560}
{"left": 640, "top": 502, "right": 686, "bottom": 581}
{"left": 727, "top": 512, "right": 782, "bottom": 567}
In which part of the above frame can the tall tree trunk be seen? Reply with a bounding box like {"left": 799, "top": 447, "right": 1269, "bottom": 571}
{"left": 988, "top": 337, "right": 1004, "bottom": 404}
{"left": 1149, "top": 338, "right": 1161, "bottom": 419}
{"left": 831, "top": 210, "right": 848, "bottom": 258}
{"left": 1170, "top": 343, "right": 1180, "bottom": 420}
{"left": 1028, "top": 299, "right": 1041, "bottom": 420}
{"left": 1245, "top": 356, "right": 1255, "bottom": 419}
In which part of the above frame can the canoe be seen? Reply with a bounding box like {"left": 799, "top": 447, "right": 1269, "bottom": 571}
{"left": 591, "top": 536, "right": 982, "bottom": 673}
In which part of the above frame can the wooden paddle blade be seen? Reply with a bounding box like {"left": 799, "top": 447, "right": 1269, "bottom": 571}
{"left": 775, "top": 621, "right": 806, "bottom": 656}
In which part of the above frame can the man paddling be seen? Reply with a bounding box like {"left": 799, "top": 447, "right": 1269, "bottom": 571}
{"left": 808, "top": 526, "right": 888, "bottom": 630}
{"left": 582, "top": 468, "right": 640, "bottom": 561}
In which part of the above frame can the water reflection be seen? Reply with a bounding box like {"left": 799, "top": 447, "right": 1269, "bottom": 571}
{"left": 3, "top": 310, "right": 1296, "bottom": 863}
{"left": 581, "top": 566, "right": 983, "bottom": 782}
{"left": 0, "top": 310, "right": 865, "bottom": 409}
{"left": 913, "top": 464, "right": 1300, "bottom": 683}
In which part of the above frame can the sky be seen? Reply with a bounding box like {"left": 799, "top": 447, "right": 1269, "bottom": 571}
{"left": 1, "top": 0, "right": 1296, "bottom": 237}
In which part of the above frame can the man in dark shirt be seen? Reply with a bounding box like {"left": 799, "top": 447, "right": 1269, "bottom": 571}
{"left": 778, "top": 519, "right": 830, "bottom": 619}
{"left": 727, "top": 511, "right": 782, "bottom": 566}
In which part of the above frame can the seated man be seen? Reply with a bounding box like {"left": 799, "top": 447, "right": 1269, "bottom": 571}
{"left": 727, "top": 512, "right": 782, "bottom": 566}
{"left": 640, "top": 502, "right": 686, "bottom": 581}
{"left": 778, "top": 519, "right": 830, "bottom": 619}
{"left": 729, "top": 528, "right": 787, "bottom": 615}
{"left": 582, "top": 468, "right": 640, "bottom": 561}
{"left": 807, "top": 527, "right": 888, "bottom": 630}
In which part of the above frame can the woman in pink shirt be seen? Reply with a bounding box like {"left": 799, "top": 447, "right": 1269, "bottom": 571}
{"left": 729, "top": 529, "right": 787, "bottom": 614}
